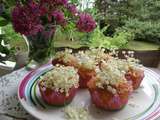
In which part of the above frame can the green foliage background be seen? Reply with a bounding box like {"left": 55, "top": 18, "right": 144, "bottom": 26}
{"left": 0, "top": 0, "right": 159, "bottom": 62}
{"left": 96, "top": 0, "right": 160, "bottom": 44}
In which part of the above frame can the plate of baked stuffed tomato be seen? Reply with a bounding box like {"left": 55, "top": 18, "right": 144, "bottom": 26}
{"left": 18, "top": 48, "right": 160, "bottom": 120}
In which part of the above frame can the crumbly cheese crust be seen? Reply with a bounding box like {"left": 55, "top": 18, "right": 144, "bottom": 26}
{"left": 39, "top": 65, "right": 79, "bottom": 96}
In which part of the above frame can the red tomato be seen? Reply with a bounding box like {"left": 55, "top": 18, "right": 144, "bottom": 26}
{"left": 78, "top": 66, "right": 96, "bottom": 88}
{"left": 88, "top": 79, "right": 133, "bottom": 110}
{"left": 125, "top": 69, "right": 144, "bottom": 90}
{"left": 39, "top": 83, "right": 78, "bottom": 106}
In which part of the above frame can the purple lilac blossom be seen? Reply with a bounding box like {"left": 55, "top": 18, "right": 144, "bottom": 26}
{"left": 12, "top": 0, "right": 96, "bottom": 36}
{"left": 76, "top": 13, "right": 96, "bottom": 33}
{"left": 12, "top": 3, "right": 43, "bottom": 35}
{"left": 67, "top": 4, "right": 78, "bottom": 16}
{"left": 52, "top": 10, "right": 66, "bottom": 26}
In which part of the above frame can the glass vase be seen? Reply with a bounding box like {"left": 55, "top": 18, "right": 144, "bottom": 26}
{"left": 23, "top": 27, "right": 55, "bottom": 70}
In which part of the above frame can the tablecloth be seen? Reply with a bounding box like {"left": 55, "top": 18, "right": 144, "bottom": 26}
{"left": 0, "top": 68, "right": 36, "bottom": 120}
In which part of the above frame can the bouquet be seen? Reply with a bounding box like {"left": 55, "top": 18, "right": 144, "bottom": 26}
{"left": 11, "top": 0, "right": 96, "bottom": 68}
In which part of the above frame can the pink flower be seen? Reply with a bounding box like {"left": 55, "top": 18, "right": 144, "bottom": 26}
{"left": 67, "top": 4, "right": 78, "bottom": 16}
{"left": 12, "top": 3, "right": 43, "bottom": 35}
{"left": 39, "top": 5, "right": 48, "bottom": 16}
{"left": 11, "top": 0, "right": 96, "bottom": 37}
{"left": 52, "top": 10, "right": 66, "bottom": 26}
{"left": 76, "top": 13, "right": 96, "bottom": 33}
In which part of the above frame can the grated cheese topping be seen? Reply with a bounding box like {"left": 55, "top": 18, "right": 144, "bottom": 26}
{"left": 64, "top": 106, "right": 89, "bottom": 120}
{"left": 54, "top": 49, "right": 74, "bottom": 64}
{"left": 85, "top": 48, "right": 109, "bottom": 62}
{"left": 39, "top": 65, "right": 79, "bottom": 96}
{"left": 95, "top": 55, "right": 143, "bottom": 94}
{"left": 75, "top": 48, "right": 109, "bottom": 70}
{"left": 126, "top": 57, "right": 143, "bottom": 70}
{"left": 75, "top": 50, "right": 96, "bottom": 70}
{"left": 105, "top": 56, "right": 142, "bottom": 73}
{"left": 95, "top": 59, "right": 126, "bottom": 87}
{"left": 95, "top": 57, "right": 128, "bottom": 94}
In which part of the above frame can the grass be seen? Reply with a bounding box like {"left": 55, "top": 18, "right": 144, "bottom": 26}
{"left": 55, "top": 39, "right": 160, "bottom": 51}
{"left": 54, "top": 39, "right": 84, "bottom": 48}
{"left": 126, "top": 41, "right": 160, "bottom": 51}
{"left": 2, "top": 24, "right": 159, "bottom": 51}
{"left": 8, "top": 39, "right": 160, "bottom": 52}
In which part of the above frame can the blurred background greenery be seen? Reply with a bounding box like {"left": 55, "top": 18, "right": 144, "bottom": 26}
{"left": 0, "top": 0, "right": 160, "bottom": 62}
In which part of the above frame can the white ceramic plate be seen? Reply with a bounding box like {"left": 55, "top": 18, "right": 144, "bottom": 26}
{"left": 18, "top": 63, "right": 160, "bottom": 120}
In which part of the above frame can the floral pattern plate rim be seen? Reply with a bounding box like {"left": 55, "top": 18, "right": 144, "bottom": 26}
{"left": 18, "top": 63, "right": 160, "bottom": 120}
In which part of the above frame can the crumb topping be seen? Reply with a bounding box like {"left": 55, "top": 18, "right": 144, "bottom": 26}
{"left": 75, "top": 50, "right": 96, "bottom": 70}
{"left": 94, "top": 55, "right": 142, "bottom": 94}
{"left": 54, "top": 49, "right": 74, "bottom": 64}
{"left": 126, "top": 57, "right": 143, "bottom": 70}
{"left": 95, "top": 59, "right": 126, "bottom": 88}
{"left": 64, "top": 106, "right": 89, "bottom": 120}
{"left": 75, "top": 48, "right": 109, "bottom": 70}
{"left": 39, "top": 65, "right": 79, "bottom": 96}
{"left": 50, "top": 48, "right": 143, "bottom": 95}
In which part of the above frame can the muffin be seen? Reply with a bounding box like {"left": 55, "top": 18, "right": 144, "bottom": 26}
{"left": 88, "top": 61, "right": 133, "bottom": 110}
{"left": 84, "top": 48, "right": 110, "bottom": 64}
{"left": 52, "top": 49, "right": 78, "bottom": 68}
{"left": 75, "top": 50, "right": 96, "bottom": 88}
{"left": 38, "top": 65, "right": 79, "bottom": 106}
{"left": 124, "top": 58, "right": 144, "bottom": 90}
{"left": 75, "top": 48, "right": 111, "bottom": 88}
{"left": 105, "top": 57, "right": 144, "bottom": 90}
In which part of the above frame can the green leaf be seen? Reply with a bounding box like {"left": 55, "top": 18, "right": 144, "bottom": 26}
{"left": 0, "top": 12, "right": 11, "bottom": 21}
{"left": 3, "top": 0, "right": 16, "bottom": 7}
{"left": 0, "top": 45, "right": 10, "bottom": 55}
{"left": 0, "top": 34, "right": 6, "bottom": 39}
{"left": 0, "top": 19, "right": 9, "bottom": 26}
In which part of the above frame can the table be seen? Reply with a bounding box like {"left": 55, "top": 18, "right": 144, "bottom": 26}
{"left": 0, "top": 67, "right": 160, "bottom": 120}
{"left": 0, "top": 68, "right": 36, "bottom": 120}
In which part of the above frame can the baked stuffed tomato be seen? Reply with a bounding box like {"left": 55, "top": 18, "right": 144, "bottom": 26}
{"left": 75, "top": 48, "right": 111, "bottom": 88}
{"left": 125, "top": 68, "right": 144, "bottom": 90}
{"left": 38, "top": 65, "right": 79, "bottom": 106}
{"left": 52, "top": 49, "right": 78, "bottom": 68}
{"left": 123, "top": 57, "right": 144, "bottom": 90}
{"left": 88, "top": 80, "right": 133, "bottom": 110}
{"left": 104, "top": 56, "right": 144, "bottom": 90}
{"left": 88, "top": 61, "right": 133, "bottom": 110}
{"left": 84, "top": 48, "right": 110, "bottom": 64}
{"left": 75, "top": 51, "right": 97, "bottom": 88}
{"left": 78, "top": 65, "right": 96, "bottom": 88}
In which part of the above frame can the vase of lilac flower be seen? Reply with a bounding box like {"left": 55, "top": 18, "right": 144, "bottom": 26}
{"left": 11, "top": 0, "right": 96, "bottom": 69}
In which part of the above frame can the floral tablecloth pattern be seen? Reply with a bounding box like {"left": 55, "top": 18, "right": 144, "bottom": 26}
{"left": 0, "top": 68, "right": 36, "bottom": 120}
